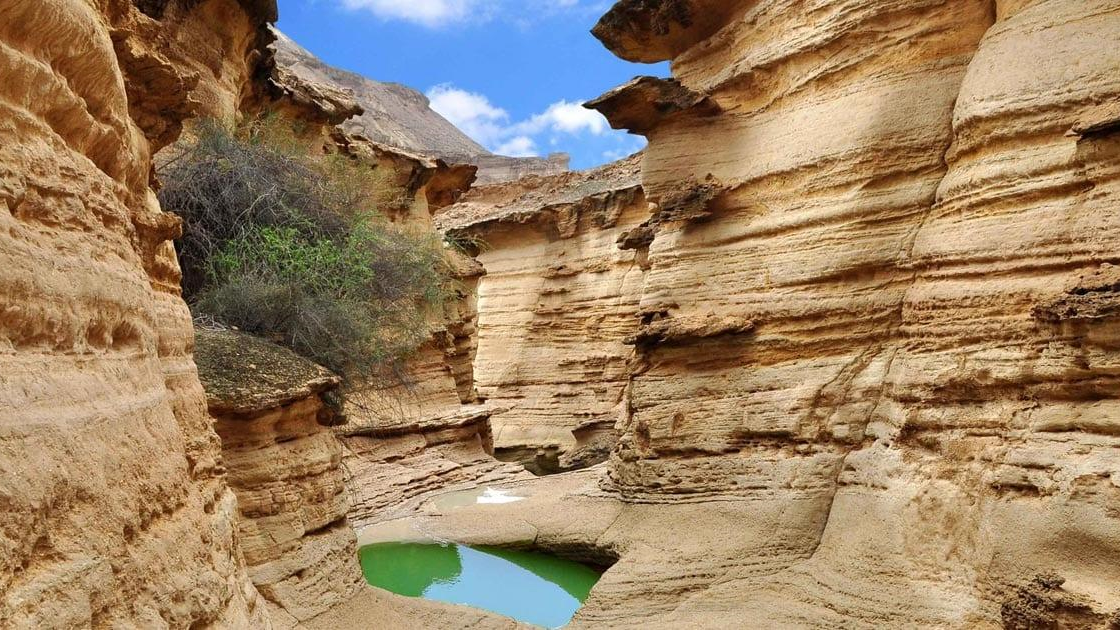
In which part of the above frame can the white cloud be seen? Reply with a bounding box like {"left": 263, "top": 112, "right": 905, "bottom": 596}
{"left": 338, "top": 0, "right": 598, "bottom": 28}
{"left": 495, "top": 136, "right": 538, "bottom": 157}
{"left": 425, "top": 84, "right": 620, "bottom": 162}
{"left": 516, "top": 101, "right": 608, "bottom": 136}
{"left": 427, "top": 84, "right": 510, "bottom": 145}
{"left": 339, "top": 0, "right": 482, "bottom": 27}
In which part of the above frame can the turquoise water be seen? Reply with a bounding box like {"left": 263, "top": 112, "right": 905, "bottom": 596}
{"left": 358, "top": 542, "right": 601, "bottom": 628}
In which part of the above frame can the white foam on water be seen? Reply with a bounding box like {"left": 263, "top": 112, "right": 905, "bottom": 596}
{"left": 476, "top": 488, "right": 524, "bottom": 504}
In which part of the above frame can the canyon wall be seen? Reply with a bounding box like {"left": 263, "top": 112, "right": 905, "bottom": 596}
{"left": 0, "top": 2, "right": 528, "bottom": 627}
{"left": 337, "top": 241, "right": 527, "bottom": 529}
{"left": 469, "top": 153, "right": 572, "bottom": 186}
{"left": 7, "top": 0, "right": 1118, "bottom": 627}
{"left": 579, "top": 0, "right": 1120, "bottom": 625}
{"left": 332, "top": 142, "right": 533, "bottom": 528}
{"left": 196, "top": 330, "right": 364, "bottom": 628}
{"left": 0, "top": 0, "right": 275, "bottom": 626}
{"left": 438, "top": 157, "right": 647, "bottom": 471}
{"left": 220, "top": 13, "right": 526, "bottom": 551}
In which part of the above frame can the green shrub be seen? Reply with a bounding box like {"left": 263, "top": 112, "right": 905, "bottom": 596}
{"left": 443, "top": 230, "right": 490, "bottom": 256}
{"left": 159, "top": 119, "right": 449, "bottom": 383}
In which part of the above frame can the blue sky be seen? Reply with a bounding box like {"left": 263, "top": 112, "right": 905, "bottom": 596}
{"left": 276, "top": 0, "right": 667, "bottom": 169}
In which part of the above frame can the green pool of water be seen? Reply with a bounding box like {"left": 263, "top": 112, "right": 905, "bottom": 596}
{"left": 358, "top": 542, "right": 601, "bottom": 628}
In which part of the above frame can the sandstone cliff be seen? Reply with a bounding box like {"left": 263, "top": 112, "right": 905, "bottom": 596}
{"left": 272, "top": 31, "right": 571, "bottom": 184}
{"left": 0, "top": 1, "right": 527, "bottom": 628}
{"left": 0, "top": 0, "right": 275, "bottom": 626}
{"left": 327, "top": 144, "right": 534, "bottom": 530}
{"left": 196, "top": 329, "right": 363, "bottom": 627}
{"left": 196, "top": 17, "right": 533, "bottom": 626}
{"left": 7, "top": 0, "right": 1120, "bottom": 627}
{"left": 393, "top": 1, "right": 1120, "bottom": 627}
{"left": 206, "top": 4, "right": 537, "bottom": 571}
{"left": 193, "top": 328, "right": 525, "bottom": 630}
{"left": 577, "top": 0, "right": 1120, "bottom": 625}
{"left": 438, "top": 156, "right": 647, "bottom": 472}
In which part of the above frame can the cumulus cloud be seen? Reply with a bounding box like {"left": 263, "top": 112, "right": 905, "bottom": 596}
{"left": 426, "top": 84, "right": 611, "bottom": 158}
{"left": 338, "top": 0, "right": 481, "bottom": 27}
{"left": 515, "top": 101, "right": 608, "bottom": 136}
{"left": 338, "top": 0, "right": 593, "bottom": 27}
{"left": 495, "top": 136, "right": 538, "bottom": 157}
{"left": 426, "top": 84, "right": 510, "bottom": 145}
{"left": 425, "top": 84, "right": 642, "bottom": 166}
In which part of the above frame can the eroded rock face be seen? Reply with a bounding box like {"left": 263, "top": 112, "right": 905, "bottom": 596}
{"left": 0, "top": 2, "right": 541, "bottom": 628}
{"left": 336, "top": 244, "right": 529, "bottom": 527}
{"left": 575, "top": 0, "right": 1120, "bottom": 625}
{"left": 341, "top": 406, "right": 530, "bottom": 528}
{"left": 0, "top": 1, "right": 273, "bottom": 626}
{"left": 438, "top": 157, "right": 647, "bottom": 471}
{"left": 469, "top": 153, "right": 572, "bottom": 186}
{"left": 196, "top": 330, "right": 364, "bottom": 628}
{"left": 591, "top": 0, "right": 740, "bottom": 63}
{"left": 238, "top": 47, "right": 523, "bottom": 541}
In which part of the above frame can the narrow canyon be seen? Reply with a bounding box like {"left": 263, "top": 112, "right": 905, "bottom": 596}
{"left": 1, "top": 0, "right": 1118, "bottom": 628}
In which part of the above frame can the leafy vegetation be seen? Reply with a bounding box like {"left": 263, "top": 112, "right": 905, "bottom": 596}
{"left": 442, "top": 230, "right": 491, "bottom": 256}
{"left": 159, "top": 119, "right": 449, "bottom": 383}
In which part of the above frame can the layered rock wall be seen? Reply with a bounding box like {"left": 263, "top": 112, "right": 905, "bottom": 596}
{"left": 307, "top": 111, "right": 525, "bottom": 531}
{"left": 230, "top": 23, "right": 521, "bottom": 540}
{"left": 196, "top": 330, "right": 364, "bottom": 628}
{"left": 0, "top": 0, "right": 274, "bottom": 626}
{"left": 342, "top": 406, "right": 530, "bottom": 528}
{"left": 336, "top": 239, "right": 523, "bottom": 529}
{"left": 469, "top": 152, "right": 571, "bottom": 186}
{"left": 581, "top": 0, "right": 1120, "bottom": 625}
{"left": 439, "top": 158, "right": 647, "bottom": 471}
{"left": 332, "top": 137, "right": 481, "bottom": 433}
{"left": 0, "top": 1, "right": 538, "bottom": 628}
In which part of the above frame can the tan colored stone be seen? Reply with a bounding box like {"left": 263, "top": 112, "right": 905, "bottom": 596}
{"left": 0, "top": 1, "right": 273, "bottom": 626}
{"left": 0, "top": 2, "right": 528, "bottom": 628}
{"left": 542, "top": 0, "right": 1120, "bottom": 625}
{"left": 438, "top": 157, "right": 647, "bottom": 468}
{"left": 197, "top": 330, "right": 363, "bottom": 623}
{"left": 341, "top": 406, "right": 531, "bottom": 529}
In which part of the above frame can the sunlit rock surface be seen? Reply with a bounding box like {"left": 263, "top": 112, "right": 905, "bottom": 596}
{"left": 5, "top": 0, "right": 1120, "bottom": 627}
{"left": 197, "top": 329, "right": 363, "bottom": 627}
{"left": 0, "top": 2, "right": 528, "bottom": 628}
{"left": 0, "top": 0, "right": 275, "bottom": 626}
{"left": 438, "top": 157, "right": 647, "bottom": 471}
{"left": 558, "top": 0, "right": 1120, "bottom": 625}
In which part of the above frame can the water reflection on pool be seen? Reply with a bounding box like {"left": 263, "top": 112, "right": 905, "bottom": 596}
{"left": 358, "top": 542, "right": 601, "bottom": 628}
